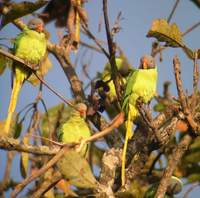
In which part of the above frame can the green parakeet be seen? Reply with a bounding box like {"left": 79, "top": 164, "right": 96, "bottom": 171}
{"left": 4, "top": 18, "right": 47, "bottom": 135}
{"left": 121, "top": 55, "right": 158, "bottom": 185}
{"left": 58, "top": 103, "right": 91, "bottom": 156}
{"left": 99, "top": 57, "right": 132, "bottom": 102}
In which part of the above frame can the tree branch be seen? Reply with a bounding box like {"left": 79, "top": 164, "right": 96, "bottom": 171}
{"left": 103, "top": 0, "right": 122, "bottom": 102}
{"left": 0, "top": 136, "right": 59, "bottom": 155}
{"left": 10, "top": 146, "right": 67, "bottom": 198}
{"left": 155, "top": 134, "right": 192, "bottom": 198}
{"left": 173, "top": 56, "right": 200, "bottom": 133}
{"left": 167, "top": 0, "right": 180, "bottom": 23}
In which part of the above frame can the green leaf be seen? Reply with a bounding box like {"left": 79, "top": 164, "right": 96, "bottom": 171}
{"left": 188, "top": 173, "right": 200, "bottom": 183}
{"left": 0, "top": 54, "right": 7, "bottom": 75}
{"left": 0, "top": 113, "right": 22, "bottom": 137}
{"left": 190, "top": 0, "right": 200, "bottom": 8}
{"left": 147, "top": 19, "right": 197, "bottom": 59}
{"left": 0, "top": 52, "right": 13, "bottom": 75}
{"left": 20, "top": 136, "right": 29, "bottom": 178}
{"left": 183, "top": 148, "right": 200, "bottom": 163}
{"left": 1, "top": 0, "right": 48, "bottom": 27}
{"left": 153, "top": 103, "right": 166, "bottom": 112}
{"left": 147, "top": 19, "right": 184, "bottom": 48}
{"left": 57, "top": 150, "right": 98, "bottom": 189}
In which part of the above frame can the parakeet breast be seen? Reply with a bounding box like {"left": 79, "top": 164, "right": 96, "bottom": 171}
{"left": 123, "top": 67, "right": 157, "bottom": 119}
{"left": 129, "top": 68, "right": 157, "bottom": 104}
{"left": 58, "top": 114, "right": 91, "bottom": 156}
{"left": 14, "top": 29, "right": 47, "bottom": 64}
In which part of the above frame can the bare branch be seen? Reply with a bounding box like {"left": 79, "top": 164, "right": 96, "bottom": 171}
{"left": 193, "top": 50, "right": 199, "bottom": 95}
{"left": 0, "top": 136, "right": 59, "bottom": 155}
{"left": 80, "top": 40, "right": 104, "bottom": 53}
{"left": 82, "top": 25, "right": 110, "bottom": 58}
{"left": 31, "top": 171, "right": 62, "bottom": 198}
{"left": 96, "top": 148, "right": 121, "bottom": 198}
{"left": 173, "top": 56, "right": 200, "bottom": 133}
{"left": 182, "top": 21, "right": 200, "bottom": 36}
{"left": 103, "top": 0, "right": 122, "bottom": 102}
{"left": 167, "top": 0, "right": 180, "bottom": 23}
{"left": 11, "top": 147, "right": 67, "bottom": 198}
{"left": 155, "top": 134, "right": 192, "bottom": 198}
{"left": 183, "top": 182, "right": 200, "bottom": 198}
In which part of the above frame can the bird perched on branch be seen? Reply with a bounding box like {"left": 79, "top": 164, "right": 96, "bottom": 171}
{"left": 121, "top": 55, "right": 158, "bottom": 185}
{"left": 4, "top": 18, "right": 47, "bottom": 135}
{"left": 57, "top": 103, "right": 91, "bottom": 156}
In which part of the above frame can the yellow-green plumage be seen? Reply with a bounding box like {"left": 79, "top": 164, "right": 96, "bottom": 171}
{"left": 58, "top": 105, "right": 91, "bottom": 156}
{"left": 101, "top": 57, "right": 132, "bottom": 102}
{"left": 121, "top": 56, "right": 157, "bottom": 185}
{"left": 4, "top": 24, "right": 47, "bottom": 135}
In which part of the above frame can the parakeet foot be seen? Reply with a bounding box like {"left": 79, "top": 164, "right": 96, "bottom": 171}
{"left": 76, "top": 138, "right": 87, "bottom": 153}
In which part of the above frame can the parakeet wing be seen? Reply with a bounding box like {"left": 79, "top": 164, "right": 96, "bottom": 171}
{"left": 58, "top": 109, "right": 91, "bottom": 156}
{"left": 123, "top": 68, "right": 157, "bottom": 114}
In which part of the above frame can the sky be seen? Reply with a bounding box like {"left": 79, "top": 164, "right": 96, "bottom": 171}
{"left": 0, "top": 0, "right": 200, "bottom": 197}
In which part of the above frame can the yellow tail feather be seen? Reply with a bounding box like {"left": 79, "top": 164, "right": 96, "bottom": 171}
{"left": 4, "top": 67, "right": 26, "bottom": 135}
{"left": 121, "top": 111, "right": 133, "bottom": 186}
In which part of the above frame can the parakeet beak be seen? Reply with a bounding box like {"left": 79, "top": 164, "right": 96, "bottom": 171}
{"left": 142, "top": 59, "right": 148, "bottom": 69}
{"left": 80, "top": 110, "right": 86, "bottom": 119}
{"left": 36, "top": 23, "right": 44, "bottom": 32}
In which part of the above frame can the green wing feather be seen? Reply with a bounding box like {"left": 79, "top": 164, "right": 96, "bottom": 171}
{"left": 101, "top": 57, "right": 133, "bottom": 102}
{"left": 4, "top": 28, "right": 47, "bottom": 135}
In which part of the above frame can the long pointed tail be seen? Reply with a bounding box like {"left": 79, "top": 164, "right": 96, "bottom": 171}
{"left": 4, "top": 67, "right": 26, "bottom": 135}
{"left": 121, "top": 110, "right": 133, "bottom": 186}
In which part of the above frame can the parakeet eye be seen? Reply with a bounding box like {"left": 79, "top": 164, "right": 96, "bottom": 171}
{"left": 28, "top": 18, "right": 44, "bottom": 32}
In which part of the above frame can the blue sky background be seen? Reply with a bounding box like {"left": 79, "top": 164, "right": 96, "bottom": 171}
{"left": 0, "top": 0, "right": 200, "bottom": 197}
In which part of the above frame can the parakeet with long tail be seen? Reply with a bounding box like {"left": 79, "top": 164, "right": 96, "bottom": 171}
{"left": 100, "top": 57, "right": 133, "bottom": 102}
{"left": 58, "top": 103, "right": 91, "bottom": 156}
{"left": 121, "top": 55, "right": 157, "bottom": 185}
{"left": 4, "top": 18, "right": 47, "bottom": 135}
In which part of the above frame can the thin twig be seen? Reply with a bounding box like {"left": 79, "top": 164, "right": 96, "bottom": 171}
{"left": 31, "top": 171, "right": 62, "bottom": 198}
{"left": 78, "top": 112, "right": 124, "bottom": 151}
{"left": 80, "top": 40, "right": 103, "bottom": 53}
{"left": 10, "top": 147, "right": 67, "bottom": 198}
{"left": 0, "top": 152, "right": 15, "bottom": 192}
{"left": 183, "top": 182, "right": 200, "bottom": 198}
{"left": 193, "top": 50, "right": 199, "bottom": 95}
{"left": 173, "top": 56, "right": 200, "bottom": 132}
{"left": 82, "top": 25, "right": 109, "bottom": 58}
{"left": 84, "top": 112, "right": 124, "bottom": 144}
{"left": 155, "top": 134, "right": 192, "bottom": 198}
{"left": 182, "top": 21, "right": 200, "bottom": 36}
{"left": 167, "top": 0, "right": 180, "bottom": 23}
{"left": 148, "top": 152, "right": 163, "bottom": 175}
{"left": 103, "top": 0, "right": 122, "bottom": 102}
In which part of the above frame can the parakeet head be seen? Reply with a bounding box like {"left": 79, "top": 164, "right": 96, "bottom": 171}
{"left": 28, "top": 18, "right": 44, "bottom": 33}
{"left": 74, "top": 103, "right": 87, "bottom": 119}
{"left": 139, "top": 55, "right": 156, "bottom": 69}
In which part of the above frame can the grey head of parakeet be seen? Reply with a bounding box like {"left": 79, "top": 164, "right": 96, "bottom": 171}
{"left": 28, "top": 18, "right": 45, "bottom": 33}
{"left": 74, "top": 103, "right": 88, "bottom": 119}
{"left": 139, "top": 55, "right": 156, "bottom": 69}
